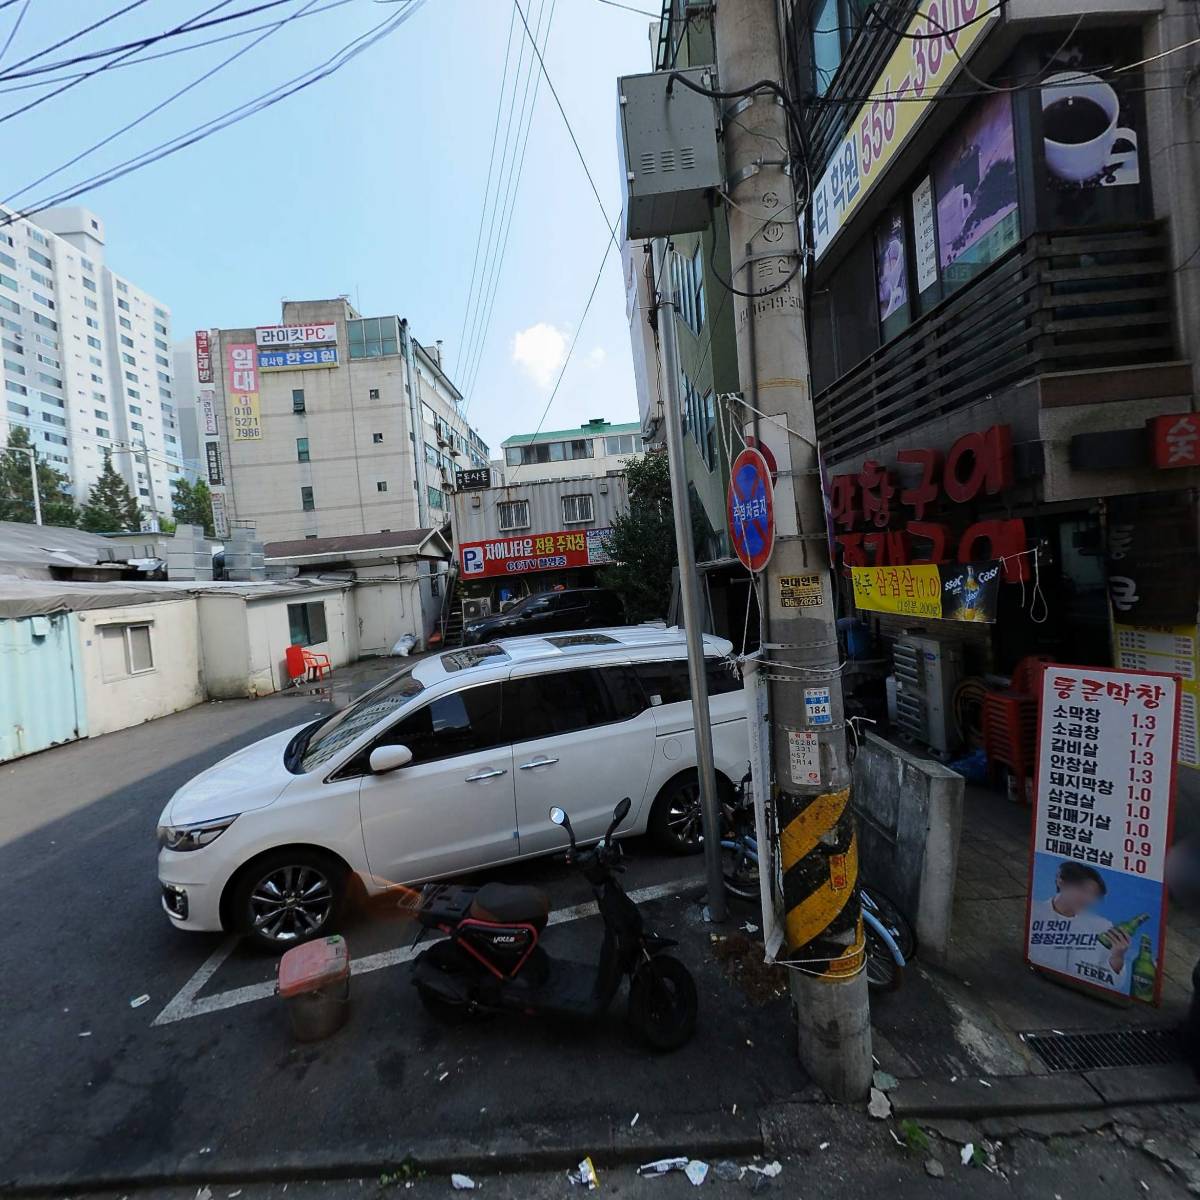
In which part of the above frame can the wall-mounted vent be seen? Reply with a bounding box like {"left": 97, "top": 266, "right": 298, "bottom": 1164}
{"left": 680, "top": 146, "right": 696, "bottom": 170}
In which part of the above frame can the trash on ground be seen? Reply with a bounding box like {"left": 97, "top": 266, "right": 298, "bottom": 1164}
{"left": 714, "top": 1161, "right": 743, "bottom": 1182}
{"left": 78, "top": 1031, "right": 92, "bottom": 1038}
{"left": 195, "top": 1188, "right": 212, "bottom": 1200}
{"left": 438, "top": 1072, "right": 450, "bottom": 1082}
{"left": 925, "top": 1159, "right": 945, "bottom": 1179}
{"left": 450, "top": 1174, "right": 476, "bottom": 1191}
{"left": 227, "top": 1192, "right": 242, "bottom": 1198}
{"left": 630, "top": 1112, "right": 639, "bottom": 1128}
{"left": 868, "top": 1087, "right": 892, "bottom": 1119}
{"left": 872, "top": 1069, "right": 899, "bottom": 1092}
{"left": 819, "top": 1142, "right": 830, "bottom": 1151}
{"left": 742, "top": 921, "right": 759, "bottom": 934}
{"left": 391, "top": 634, "right": 417, "bottom": 656}
{"left": 748, "top": 1161, "right": 782, "bottom": 1179}
{"left": 978, "top": 1079, "right": 992, "bottom": 1088}
{"left": 685, "top": 1161, "right": 709, "bottom": 1187}
{"left": 960, "top": 1143, "right": 975, "bottom": 1167}
{"left": 638, "top": 1157, "right": 689, "bottom": 1176}
{"left": 566, "top": 1158, "right": 599, "bottom": 1190}
{"left": 129, "top": 994, "right": 150, "bottom": 1008}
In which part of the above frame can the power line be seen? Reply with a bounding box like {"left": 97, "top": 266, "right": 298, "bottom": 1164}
{"left": 0, "top": 0, "right": 428, "bottom": 227}
{"left": 591, "top": 0, "right": 658, "bottom": 15}
{"left": 0, "top": 0, "right": 357, "bottom": 95}
{"left": 0, "top": 0, "right": 238, "bottom": 126}
{"left": 1, "top": 0, "right": 150, "bottom": 76}
{"left": 461, "top": 0, "right": 556, "bottom": 408}
{"left": 4, "top": 0, "right": 322, "bottom": 206}
{"left": 0, "top": 0, "right": 32, "bottom": 66}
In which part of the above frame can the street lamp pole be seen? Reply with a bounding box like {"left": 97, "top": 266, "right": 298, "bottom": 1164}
{"left": 1, "top": 443, "right": 42, "bottom": 524}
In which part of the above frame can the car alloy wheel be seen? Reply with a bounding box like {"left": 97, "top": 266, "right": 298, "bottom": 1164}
{"left": 665, "top": 782, "right": 703, "bottom": 849}
{"left": 248, "top": 863, "right": 334, "bottom": 943}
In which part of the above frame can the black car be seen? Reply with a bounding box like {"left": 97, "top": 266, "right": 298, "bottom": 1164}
{"left": 462, "top": 588, "right": 626, "bottom": 645}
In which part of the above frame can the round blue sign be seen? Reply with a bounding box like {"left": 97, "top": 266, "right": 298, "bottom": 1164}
{"left": 728, "top": 448, "right": 775, "bottom": 572}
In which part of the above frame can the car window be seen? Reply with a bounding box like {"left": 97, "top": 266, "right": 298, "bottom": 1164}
{"left": 599, "top": 665, "right": 647, "bottom": 721}
{"left": 634, "top": 657, "right": 742, "bottom": 706}
{"left": 503, "top": 668, "right": 622, "bottom": 742}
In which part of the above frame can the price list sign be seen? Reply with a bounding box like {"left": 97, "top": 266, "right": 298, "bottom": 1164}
{"left": 1026, "top": 666, "right": 1180, "bottom": 1005}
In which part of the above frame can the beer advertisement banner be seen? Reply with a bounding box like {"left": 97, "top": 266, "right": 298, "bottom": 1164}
{"left": 225, "top": 342, "right": 261, "bottom": 442}
{"left": 1026, "top": 666, "right": 1180, "bottom": 1005}
{"left": 850, "top": 561, "right": 1000, "bottom": 622}
{"left": 459, "top": 528, "right": 613, "bottom": 580}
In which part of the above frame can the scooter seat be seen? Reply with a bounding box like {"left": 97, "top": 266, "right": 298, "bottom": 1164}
{"left": 469, "top": 883, "right": 550, "bottom": 930}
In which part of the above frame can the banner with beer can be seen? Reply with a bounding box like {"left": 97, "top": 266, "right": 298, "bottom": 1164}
{"left": 850, "top": 560, "right": 1000, "bottom": 623}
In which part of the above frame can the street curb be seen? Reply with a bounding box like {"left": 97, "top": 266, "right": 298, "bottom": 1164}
{"left": 888, "top": 1064, "right": 1200, "bottom": 1120}
{"left": 0, "top": 1110, "right": 766, "bottom": 1196}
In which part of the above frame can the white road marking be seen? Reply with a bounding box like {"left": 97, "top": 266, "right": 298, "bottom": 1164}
{"left": 151, "top": 876, "right": 699, "bottom": 1025}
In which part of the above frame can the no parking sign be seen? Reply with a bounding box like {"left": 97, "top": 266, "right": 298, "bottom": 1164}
{"left": 728, "top": 448, "right": 775, "bottom": 572}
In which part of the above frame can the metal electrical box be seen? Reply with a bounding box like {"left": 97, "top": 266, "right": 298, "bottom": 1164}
{"left": 891, "top": 634, "right": 964, "bottom": 757}
{"left": 617, "top": 67, "right": 721, "bottom": 241}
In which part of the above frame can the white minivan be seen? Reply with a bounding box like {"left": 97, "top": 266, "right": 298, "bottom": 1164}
{"left": 157, "top": 626, "right": 749, "bottom": 948}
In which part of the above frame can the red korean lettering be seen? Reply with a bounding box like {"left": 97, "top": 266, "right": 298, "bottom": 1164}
{"left": 858, "top": 459, "right": 896, "bottom": 528}
{"left": 906, "top": 521, "right": 950, "bottom": 565}
{"left": 836, "top": 532, "right": 867, "bottom": 569}
{"left": 958, "top": 518, "right": 1028, "bottom": 582}
{"left": 830, "top": 474, "right": 860, "bottom": 531}
{"left": 897, "top": 447, "right": 942, "bottom": 519}
{"left": 944, "top": 424, "right": 1013, "bottom": 503}
{"left": 1051, "top": 675, "right": 1077, "bottom": 700}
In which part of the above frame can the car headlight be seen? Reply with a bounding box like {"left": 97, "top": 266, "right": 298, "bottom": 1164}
{"left": 157, "top": 815, "right": 238, "bottom": 852}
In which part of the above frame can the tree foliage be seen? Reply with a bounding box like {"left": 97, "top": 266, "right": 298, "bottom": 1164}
{"left": 0, "top": 425, "right": 78, "bottom": 526}
{"left": 172, "top": 477, "right": 215, "bottom": 538}
{"left": 78, "top": 451, "right": 142, "bottom": 533}
{"left": 601, "top": 450, "right": 707, "bottom": 622}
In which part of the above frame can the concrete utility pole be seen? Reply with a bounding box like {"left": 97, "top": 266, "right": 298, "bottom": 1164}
{"left": 711, "top": 0, "right": 872, "bottom": 1099}
{"left": 3, "top": 444, "right": 43, "bottom": 525}
{"left": 653, "top": 237, "right": 728, "bottom": 924}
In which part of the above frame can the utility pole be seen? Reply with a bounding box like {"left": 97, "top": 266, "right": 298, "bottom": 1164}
{"left": 711, "top": 0, "right": 872, "bottom": 1099}
{"left": 2, "top": 444, "right": 43, "bottom": 524}
{"left": 138, "top": 443, "right": 160, "bottom": 533}
{"left": 653, "top": 236, "right": 727, "bottom": 924}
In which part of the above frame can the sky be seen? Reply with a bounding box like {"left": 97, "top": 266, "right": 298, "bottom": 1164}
{"left": 0, "top": 0, "right": 659, "bottom": 456}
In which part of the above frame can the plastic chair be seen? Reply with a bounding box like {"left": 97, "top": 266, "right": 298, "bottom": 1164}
{"left": 1011, "top": 655, "right": 1056, "bottom": 697}
{"left": 285, "top": 644, "right": 308, "bottom": 687}
{"left": 302, "top": 649, "right": 332, "bottom": 680}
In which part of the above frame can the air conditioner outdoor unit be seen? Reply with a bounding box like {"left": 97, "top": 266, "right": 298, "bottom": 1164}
{"left": 891, "top": 633, "right": 964, "bottom": 757}
{"left": 462, "top": 598, "right": 492, "bottom": 621}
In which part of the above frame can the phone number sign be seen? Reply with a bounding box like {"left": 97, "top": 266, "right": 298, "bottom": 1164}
{"left": 1026, "top": 666, "right": 1180, "bottom": 1005}
{"left": 812, "top": 0, "right": 999, "bottom": 261}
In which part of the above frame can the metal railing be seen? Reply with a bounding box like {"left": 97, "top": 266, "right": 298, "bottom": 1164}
{"left": 814, "top": 222, "right": 1175, "bottom": 462}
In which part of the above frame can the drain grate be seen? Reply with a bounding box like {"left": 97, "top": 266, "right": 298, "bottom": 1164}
{"left": 1022, "top": 1027, "right": 1183, "bottom": 1073}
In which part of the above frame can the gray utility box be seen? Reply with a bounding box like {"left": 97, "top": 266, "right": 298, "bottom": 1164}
{"left": 617, "top": 67, "right": 721, "bottom": 241}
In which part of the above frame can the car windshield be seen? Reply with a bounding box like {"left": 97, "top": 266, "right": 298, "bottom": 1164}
{"left": 292, "top": 662, "right": 425, "bottom": 773}
{"left": 503, "top": 592, "right": 550, "bottom": 615}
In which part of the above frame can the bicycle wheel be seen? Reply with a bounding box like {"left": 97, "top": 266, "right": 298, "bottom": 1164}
{"left": 721, "top": 840, "right": 760, "bottom": 900}
{"left": 864, "top": 918, "right": 902, "bottom": 991}
{"left": 861, "top": 885, "right": 917, "bottom": 962}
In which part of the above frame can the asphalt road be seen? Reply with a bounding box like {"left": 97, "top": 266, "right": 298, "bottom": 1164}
{"left": 0, "top": 679, "right": 806, "bottom": 1192}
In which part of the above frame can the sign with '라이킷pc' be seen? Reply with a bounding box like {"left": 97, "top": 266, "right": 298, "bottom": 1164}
{"left": 1026, "top": 665, "right": 1180, "bottom": 1005}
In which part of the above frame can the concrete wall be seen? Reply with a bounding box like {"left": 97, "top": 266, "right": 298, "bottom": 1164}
{"left": 243, "top": 586, "right": 355, "bottom": 696}
{"left": 852, "top": 732, "right": 965, "bottom": 966}
{"left": 352, "top": 565, "right": 429, "bottom": 655}
{"left": 197, "top": 593, "right": 251, "bottom": 699}
{"left": 77, "top": 599, "right": 204, "bottom": 737}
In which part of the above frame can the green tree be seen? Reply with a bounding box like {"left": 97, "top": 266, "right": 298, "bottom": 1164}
{"left": 79, "top": 451, "right": 142, "bottom": 533}
{"left": 171, "top": 477, "right": 215, "bottom": 537}
{"left": 600, "top": 450, "right": 707, "bottom": 621}
{"left": 0, "top": 425, "right": 78, "bottom": 526}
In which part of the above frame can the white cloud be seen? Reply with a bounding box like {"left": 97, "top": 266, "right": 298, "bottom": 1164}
{"left": 511, "top": 322, "right": 568, "bottom": 389}
{"left": 584, "top": 346, "right": 607, "bottom": 370}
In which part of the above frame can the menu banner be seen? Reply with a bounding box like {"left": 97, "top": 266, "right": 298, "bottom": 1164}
{"left": 850, "top": 560, "right": 999, "bottom": 622}
{"left": 1026, "top": 665, "right": 1180, "bottom": 1005}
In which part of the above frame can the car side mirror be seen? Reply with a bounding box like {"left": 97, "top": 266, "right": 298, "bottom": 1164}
{"left": 369, "top": 745, "right": 413, "bottom": 773}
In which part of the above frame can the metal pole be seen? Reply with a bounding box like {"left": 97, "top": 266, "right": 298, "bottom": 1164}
{"left": 653, "top": 237, "right": 727, "bottom": 924}
{"left": 139, "top": 444, "right": 160, "bottom": 533}
{"left": 26, "top": 448, "right": 41, "bottom": 525}
{"left": 713, "top": 0, "right": 871, "bottom": 1099}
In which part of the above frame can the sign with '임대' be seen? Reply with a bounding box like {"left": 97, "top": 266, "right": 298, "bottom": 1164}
{"left": 1026, "top": 665, "right": 1181, "bottom": 1005}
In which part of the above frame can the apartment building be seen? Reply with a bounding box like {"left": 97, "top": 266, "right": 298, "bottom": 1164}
{"left": 202, "top": 298, "right": 489, "bottom": 542}
{"left": 498, "top": 417, "right": 642, "bottom": 484}
{"left": 0, "top": 205, "right": 186, "bottom": 526}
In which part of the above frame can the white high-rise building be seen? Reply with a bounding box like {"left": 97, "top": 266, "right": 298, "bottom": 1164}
{"left": 0, "top": 205, "right": 187, "bottom": 527}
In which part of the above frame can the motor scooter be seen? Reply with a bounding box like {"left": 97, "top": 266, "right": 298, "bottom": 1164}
{"left": 410, "top": 797, "right": 698, "bottom": 1050}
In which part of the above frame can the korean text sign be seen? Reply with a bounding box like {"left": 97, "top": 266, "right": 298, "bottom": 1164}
{"left": 812, "top": 0, "right": 999, "bottom": 261}
{"left": 1027, "top": 666, "right": 1180, "bottom": 1004}
{"left": 225, "top": 342, "right": 261, "bottom": 442}
{"left": 255, "top": 323, "right": 337, "bottom": 348}
{"left": 194, "top": 330, "right": 212, "bottom": 383}
{"left": 258, "top": 347, "right": 338, "bottom": 371}
{"left": 850, "top": 561, "right": 999, "bottom": 622}
{"left": 459, "top": 528, "right": 613, "bottom": 579}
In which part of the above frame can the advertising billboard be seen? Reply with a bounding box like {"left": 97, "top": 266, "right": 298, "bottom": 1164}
{"left": 198, "top": 389, "right": 218, "bottom": 437}
{"left": 258, "top": 347, "right": 338, "bottom": 371}
{"left": 195, "top": 330, "right": 212, "bottom": 383}
{"left": 1026, "top": 665, "right": 1180, "bottom": 1004}
{"left": 850, "top": 561, "right": 1000, "bottom": 622}
{"left": 459, "top": 528, "right": 614, "bottom": 580}
{"left": 255, "top": 323, "right": 337, "bottom": 348}
{"left": 205, "top": 442, "right": 222, "bottom": 485}
{"left": 226, "top": 342, "right": 261, "bottom": 442}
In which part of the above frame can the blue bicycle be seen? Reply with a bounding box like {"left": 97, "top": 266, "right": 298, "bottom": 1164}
{"left": 720, "top": 768, "right": 916, "bottom": 990}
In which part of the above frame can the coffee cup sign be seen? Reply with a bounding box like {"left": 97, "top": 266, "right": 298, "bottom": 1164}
{"left": 1041, "top": 71, "right": 1136, "bottom": 184}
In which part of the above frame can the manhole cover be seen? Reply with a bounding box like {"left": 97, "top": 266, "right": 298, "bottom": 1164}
{"left": 1022, "top": 1027, "right": 1184, "bottom": 1073}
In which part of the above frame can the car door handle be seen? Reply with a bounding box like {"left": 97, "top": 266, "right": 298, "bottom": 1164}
{"left": 518, "top": 757, "right": 559, "bottom": 770}
{"left": 465, "top": 768, "right": 508, "bottom": 782}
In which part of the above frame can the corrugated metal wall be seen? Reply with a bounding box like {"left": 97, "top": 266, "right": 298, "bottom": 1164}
{"left": 0, "top": 614, "right": 88, "bottom": 763}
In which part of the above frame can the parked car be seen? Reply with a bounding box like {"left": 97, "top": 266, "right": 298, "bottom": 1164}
{"left": 157, "top": 627, "right": 746, "bottom": 948}
{"left": 461, "top": 587, "right": 625, "bottom": 645}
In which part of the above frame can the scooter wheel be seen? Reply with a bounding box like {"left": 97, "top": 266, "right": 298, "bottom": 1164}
{"left": 628, "top": 955, "right": 698, "bottom": 1052}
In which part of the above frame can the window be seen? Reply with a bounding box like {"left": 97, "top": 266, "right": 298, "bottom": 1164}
{"left": 428, "top": 486, "right": 444, "bottom": 510}
{"left": 96, "top": 427, "right": 109, "bottom": 438}
{"left": 811, "top": 0, "right": 843, "bottom": 95}
{"left": 292, "top": 388, "right": 305, "bottom": 413}
{"left": 31, "top": 292, "right": 53, "bottom": 310}
{"left": 84, "top": 298, "right": 98, "bottom": 312}
{"left": 301, "top": 485, "right": 315, "bottom": 511}
{"left": 94, "top": 408, "right": 107, "bottom": 419}
{"left": 154, "top": 306, "right": 167, "bottom": 319}
{"left": 82, "top": 277, "right": 96, "bottom": 292}
{"left": 119, "top": 317, "right": 131, "bottom": 330}
{"left": 501, "top": 668, "right": 640, "bottom": 744}
{"left": 369, "top": 387, "right": 380, "bottom": 400}
{"left": 128, "top": 403, "right": 142, "bottom": 415}
{"left": 346, "top": 316, "right": 399, "bottom": 359}
{"left": 116, "top": 298, "right": 129, "bottom": 311}
{"left": 0, "top": 251, "right": 14, "bottom": 269}
{"left": 155, "top": 354, "right": 169, "bottom": 367}
{"left": 154, "top": 338, "right": 167, "bottom": 351}
{"left": 99, "top": 623, "right": 154, "bottom": 679}
{"left": 633, "top": 657, "right": 741, "bottom": 707}
{"left": 366, "top": 683, "right": 505, "bottom": 767}
{"left": 154, "top": 321, "right": 167, "bottom": 335}
{"left": 157, "top": 370, "right": 171, "bottom": 384}
{"left": 130, "top": 421, "right": 143, "bottom": 433}
{"left": 4, "top": 358, "right": 24, "bottom": 374}
{"left": 296, "top": 437, "right": 310, "bottom": 462}
{"left": 124, "top": 371, "right": 137, "bottom": 382}
{"left": 42, "top": 432, "right": 67, "bottom": 445}
{"left": 32, "top": 313, "right": 55, "bottom": 330}
{"left": 605, "top": 433, "right": 637, "bottom": 455}
{"left": 0, "top": 295, "right": 18, "bottom": 315}
{"left": 28, "top": 248, "right": 51, "bottom": 268}
{"left": 29, "top": 269, "right": 51, "bottom": 288}
{"left": 122, "top": 354, "right": 136, "bottom": 366}
{"left": 86, "top": 317, "right": 100, "bottom": 330}
{"left": 376, "top": 480, "right": 388, "bottom": 492}
{"left": 562, "top": 493, "right": 594, "bottom": 525}
{"left": 6, "top": 401, "right": 28, "bottom": 417}
{"left": 43, "top": 413, "right": 65, "bottom": 427}
{"left": 0, "top": 272, "right": 16, "bottom": 291}
{"left": 6, "top": 379, "right": 27, "bottom": 395}
{"left": 116, "top": 280, "right": 127, "bottom": 293}
{"left": 372, "top": 432, "right": 383, "bottom": 444}
{"left": 287, "top": 600, "right": 327, "bottom": 647}
{"left": 497, "top": 499, "right": 529, "bottom": 531}
{"left": 119, "top": 334, "right": 133, "bottom": 349}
